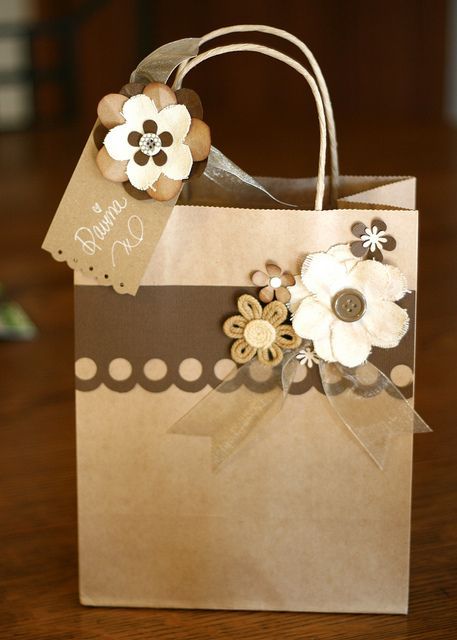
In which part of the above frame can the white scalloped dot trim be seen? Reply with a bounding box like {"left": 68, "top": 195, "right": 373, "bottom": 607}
{"left": 74, "top": 357, "right": 414, "bottom": 387}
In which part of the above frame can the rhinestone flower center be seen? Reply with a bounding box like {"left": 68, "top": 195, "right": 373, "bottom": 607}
{"left": 139, "top": 132, "right": 162, "bottom": 156}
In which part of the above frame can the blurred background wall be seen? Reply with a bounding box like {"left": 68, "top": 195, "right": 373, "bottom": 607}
{"left": 0, "top": 0, "right": 452, "bottom": 164}
{"left": 0, "top": 0, "right": 452, "bottom": 124}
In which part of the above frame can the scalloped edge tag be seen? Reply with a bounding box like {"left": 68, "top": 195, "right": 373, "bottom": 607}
{"left": 42, "top": 126, "right": 178, "bottom": 295}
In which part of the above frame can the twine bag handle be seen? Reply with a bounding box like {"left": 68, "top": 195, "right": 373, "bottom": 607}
{"left": 178, "top": 24, "right": 339, "bottom": 203}
{"left": 173, "top": 44, "right": 328, "bottom": 211}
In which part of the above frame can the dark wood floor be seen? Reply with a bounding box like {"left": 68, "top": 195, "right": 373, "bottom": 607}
{"left": 1, "top": 118, "right": 456, "bottom": 638}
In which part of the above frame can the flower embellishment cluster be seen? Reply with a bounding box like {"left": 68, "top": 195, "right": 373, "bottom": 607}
{"left": 288, "top": 244, "right": 409, "bottom": 368}
{"left": 96, "top": 82, "right": 211, "bottom": 201}
{"left": 251, "top": 262, "right": 295, "bottom": 303}
{"left": 223, "top": 294, "right": 301, "bottom": 367}
{"left": 350, "top": 218, "right": 396, "bottom": 262}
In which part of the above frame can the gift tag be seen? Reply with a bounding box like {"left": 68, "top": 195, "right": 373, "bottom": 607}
{"left": 42, "top": 129, "right": 179, "bottom": 295}
{"left": 42, "top": 38, "right": 205, "bottom": 295}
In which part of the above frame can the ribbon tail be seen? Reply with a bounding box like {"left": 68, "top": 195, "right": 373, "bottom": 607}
{"left": 170, "top": 355, "right": 298, "bottom": 472}
{"left": 130, "top": 38, "right": 200, "bottom": 84}
{"left": 318, "top": 360, "right": 432, "bottom": 469}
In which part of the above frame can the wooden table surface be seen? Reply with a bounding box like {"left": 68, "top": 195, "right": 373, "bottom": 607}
{"left": 1, "top": 119, "right": 456, "bottom": 639}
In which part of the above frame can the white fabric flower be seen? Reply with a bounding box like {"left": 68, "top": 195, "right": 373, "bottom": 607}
{"left": 288, "top": 244, "right": 359, "bottom": 314}
{"left": 96, "top": 82, "right": 211, "bottom": 201}
{"left": 104, "top": 94, "right": 193, "bottom": 191}
{"left": 289, "top": 244, "right": 409, "bottom": 368}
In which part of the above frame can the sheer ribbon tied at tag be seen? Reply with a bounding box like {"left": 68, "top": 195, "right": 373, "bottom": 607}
{"left": 170, "top": 351, "right": 431, "bottom": 471}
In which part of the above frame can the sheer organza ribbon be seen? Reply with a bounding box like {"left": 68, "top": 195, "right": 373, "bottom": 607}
{"left": 170, "top": 351, "right": 431, "bottom": 472}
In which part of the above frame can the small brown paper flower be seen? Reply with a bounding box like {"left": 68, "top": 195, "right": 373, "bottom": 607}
{"left": 350, "top": 218, "right": 396, "bottom": 262}
{"left": 251, "top": 263, "right": 295, "bottom": 303}
{"left": 223, "top": 294, "right": 301, "bottom": 367}
{"left": 96, "top": 82, "right": 211, "bottom": 202}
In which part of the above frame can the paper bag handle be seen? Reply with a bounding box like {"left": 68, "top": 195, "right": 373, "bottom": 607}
{"left": 173, "top": 44, "right": 328, "bottom": 211}
{"left": 182, "top": 24, "right": 339, "bottom": 203}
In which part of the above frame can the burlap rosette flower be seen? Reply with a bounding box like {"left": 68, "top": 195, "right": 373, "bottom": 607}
{"left": 223, "top": 294, "right": 301, "bottom": 367}
{"left": 289, "top": 244, "right": 409, "bottom": 368}
{"left": 96, "top": 82, "right": 211, "bottom": 201}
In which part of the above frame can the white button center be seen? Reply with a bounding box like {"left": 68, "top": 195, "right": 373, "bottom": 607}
{"left": 270, "top": 276, "right": 282, "bottom": 289}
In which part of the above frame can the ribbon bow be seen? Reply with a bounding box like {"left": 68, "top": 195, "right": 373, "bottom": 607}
{"left": 170, "top": 350, "right": 431, "bottom": 471}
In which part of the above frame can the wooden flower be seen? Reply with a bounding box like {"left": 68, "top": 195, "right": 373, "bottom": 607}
{"left": 223, "top": 294, "right": 301, "bottom": 367}
{"left": 96, "top": 82, "right": 211, "bottom": 201}
{"left": 251, "top": 262, "right": 295, "bottom": 303}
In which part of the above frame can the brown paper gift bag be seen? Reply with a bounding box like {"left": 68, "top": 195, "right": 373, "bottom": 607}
{"left": 44, "top": 26, "right": 429, "bottom": 613}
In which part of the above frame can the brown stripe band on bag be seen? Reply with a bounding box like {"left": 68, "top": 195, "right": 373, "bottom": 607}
{"left": 74, "top": 285, "right": 415, "bottom": 397}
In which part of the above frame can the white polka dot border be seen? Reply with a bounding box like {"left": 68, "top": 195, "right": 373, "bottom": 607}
{"left": 75, "top": 357, "right": 97, "bottom": 380}
{"left": 108, "top": 358, "right": 132, "bottom": 381}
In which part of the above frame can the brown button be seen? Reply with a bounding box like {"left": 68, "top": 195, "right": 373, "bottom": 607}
{"left": 332, "top": 288, "right": 366, "bottom": 322}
